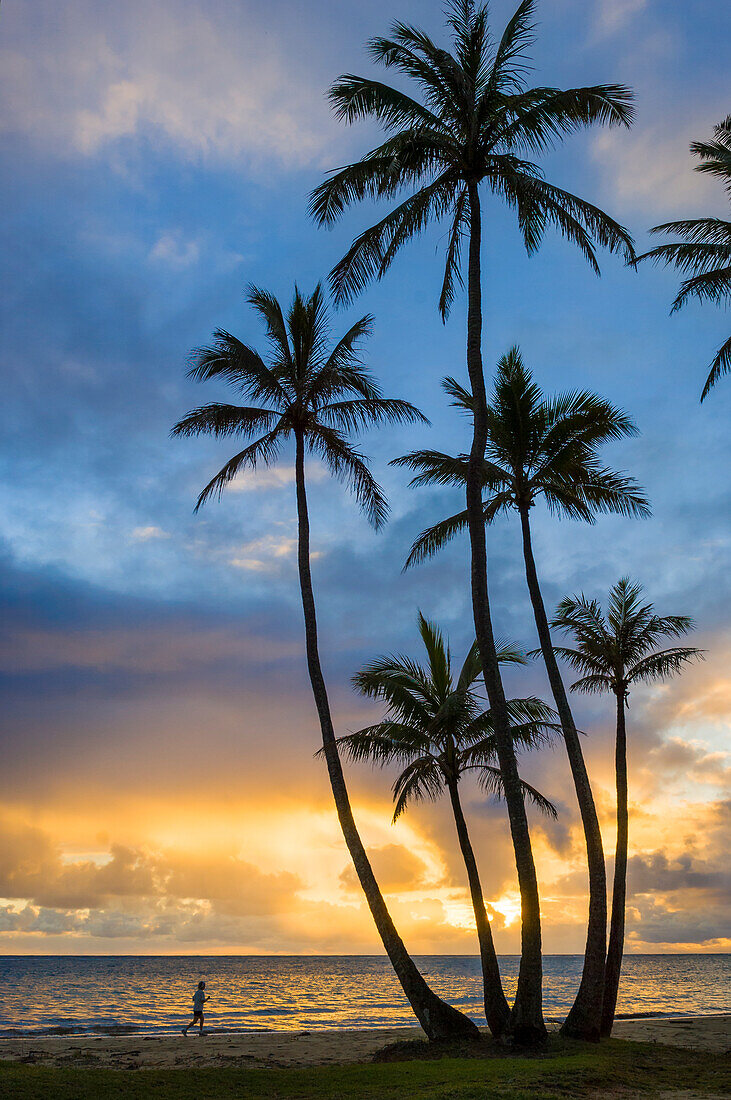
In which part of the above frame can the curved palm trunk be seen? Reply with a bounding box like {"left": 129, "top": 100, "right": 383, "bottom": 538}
{"left": 601, "top": 690, "right": 628, "bottom": 1036}
{"left": 446, "top": 777, "right": 511, "bottom": 1038}
{"left": 465, "top": 183, "right": 546, "bottom": 1045}
{"left": 517, "top": 504, "right": 606, "bottom": 1041}
{"left": 294, "top": 432, "right": 478, "bottom": 1041}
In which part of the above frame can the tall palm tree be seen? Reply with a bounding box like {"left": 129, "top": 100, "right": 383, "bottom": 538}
{"left": 337, "top": 613, "right": 558, "bottom": 1038}
{"left": 394, "top": 348, "right": 651, "bottom": 1038}
{"left": 636, "top": 116, "right": 731, "bottom": 400}
{"left": 172, "top": 283, "right": 478, "bottom": 1041}
{"left": 310, "top": 0, "right": 635, "bottom": 1044}
{"left": 550, "top": 579, "right": 702, "bottom": 1036}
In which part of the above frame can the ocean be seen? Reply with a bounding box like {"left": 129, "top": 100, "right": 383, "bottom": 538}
{"left": 1, "top": 955, "right": 728, "bottom": 1038}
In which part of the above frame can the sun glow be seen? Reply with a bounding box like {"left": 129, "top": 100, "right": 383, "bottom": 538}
{"left": 440, "top": 900, "right": 478, "bottom": 931}
{"left": 491, "top": 892, "right": 522, "bottom": 928}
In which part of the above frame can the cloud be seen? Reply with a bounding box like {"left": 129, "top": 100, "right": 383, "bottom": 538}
{"left": 131, "top": 526, "right": 170, "bottom": 541}
{"left": 629, "top": 851, "right": 731, "bottom": 899}
{"left": 230, "top": 535, "right": 298, "bottom": 572}
{"left": 0, "top": 0, "right": 336, "bottom": 169}
{"left": 228, "top": 465, "right": 327, "bottom": 494}
{"left": 592, "top": 121, "right": 724, "bottom": 217}
{"left": 339, "top": 844, "right": 431, "bottom": 895}
{"left": 0, "top": 819, "right": 304, "bottom": 919}
{"left": 627, "top": 896, "right": 731, "bottom": 946}
{"left": 149, "top": 234, "right": 200, "bottom": 268}
{"left": 593, "top": 0, "right": 647, "bottom": 37}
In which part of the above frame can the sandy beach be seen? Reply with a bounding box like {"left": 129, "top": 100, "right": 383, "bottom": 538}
{"left": 1, "top": 1015, "right": 728, "bottom": 1071}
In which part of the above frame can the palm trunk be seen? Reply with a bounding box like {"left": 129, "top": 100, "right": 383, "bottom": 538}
{"left": 294, "top": 431, "right": 478, "bottom": 1041}
{"left": 601, "top": 690, "right": 628, "bottom": 1036}
{"left": 517, "top": 503, "right": 606, "bottom": 1041}
{"left": 465, "top": 182, "right": 546, "bottom": 1045}
{"left": 447, "top": 776, "right": 511, "bottom": 1038}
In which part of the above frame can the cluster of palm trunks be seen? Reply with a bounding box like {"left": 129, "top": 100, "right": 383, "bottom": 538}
{"left": 173, "top": 0, "right": 727, "bottom": 1049}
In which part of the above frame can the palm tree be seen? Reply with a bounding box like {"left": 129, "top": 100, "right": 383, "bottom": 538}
{"left": 636, "top": 115, "right": 731, "bottom": 400}
{"left": 337, "top": 613, "right": 559, "bottom": 1038}
{"left": 394, "top": 348, "right": 651, "bottom": 1038}
{"left": 550, "top": 579, "right": 702, "bottom": 1036}
{"left": 171, "top": 283, "right": 478, "bottom": 1041}
{"left": 310, "top": 0, "right": 635, "bottom": 1044}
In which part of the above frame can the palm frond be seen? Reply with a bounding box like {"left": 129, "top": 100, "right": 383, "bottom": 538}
{"left": 392, "top": 448, "right": 509, "bottom": 492}
{"left": 403, "top": 509, "right": 468, "bottom": 569}
{"left": 637, "top": 240, "right": 731, "bottom": 277}
{"left": 319, "top": 398, "right": 428, "bottom": 434}
{"left": 368, "top": 32, "right": 456, "bottom": 121}
{"left": 544, "top": 466, "right": 652, "bottom": 521}
{"left": 171, "top": 404, "right": 277, "bottom": 440}
{"left": 626, "top": 646, "right": 703, "bottom": 686}
{"left": 499, "top": 84, "right": 635, "bottom": 155}
{"left": 455, "top": 637, "right": 527, "bottom": 694}
{"left": 646, "top": 218, "right": 731, "bottom": 246}
{"left": 520, "top": 174, "right": 636, "bottom": 266}
{"left": 392, "top": 756, "right": 445, "bottom": 820}
{"left": 484, "top": 0, "right": 536, "bottom": 97}
{"left": 193, "top": 429, "right": 285, "bottom": 511}
{"left": 328, "top": 74, "right": 447, "bottom": 134}
{"left": 417, "top": 612, "right": 452, "bottom": 698}
{"left": 702, "top": 333, "right": 731, "bottom": 401}
{"left": 476, "top": 765, "right": 558, "bottom": 818}
{"left": 188, "top": 331, "right": 288, "bottom": 406}
{"left": 546, "top": 644, "right": 611, "bottom": 681}
{"left": 442, "top": 375, "right": 474, "bottom": 410}
{"left": 569, "top": 672, "right": 615, "bottom": 695}
{"left": 670, "top": 265, "right": 731, "bottom": 312}
{"left": 439, "top": 187, "right": 469, "bottom": 319}
{"left": 329, "top": 172, "right": 458, "bottom": 306}
{"left": 353, "top": 652, "right": 442, "bottom": 717}
{"left": 332, "top": 725, "right": 430, "bottom": 766}
{"left": 309, "top": 314, "right": 377, "bottom": 404}
{"left": 691, "top": 116, "right": 731, "bottom": 194}
{"left": 246, "top": 285, "right": 293, "bottom": 365}
{"left": 308, "top": 425, "right": 389, "bottom": 529}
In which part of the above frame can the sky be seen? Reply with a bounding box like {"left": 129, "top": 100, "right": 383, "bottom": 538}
{"left": 0, "top": 0, "right": 729, "bottom": 957}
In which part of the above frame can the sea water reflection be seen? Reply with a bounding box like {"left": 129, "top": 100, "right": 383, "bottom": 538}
{"left": 0, "top": 955, "right": 728, "bottom": 1037}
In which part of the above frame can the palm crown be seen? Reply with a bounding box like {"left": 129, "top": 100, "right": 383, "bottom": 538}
{"left": 171, "top": 284, "right": 426, "bottom": 524}
{"left": 636, "top": 115, "right": 731, "bottom": 399}
{"left": 393, "top": 347, "right": 651, "bottom": 567}
{"left": 337, "top": 613, "right": 558, "bottom": 820}
{"left": 550, "top": 577, "right": 702, "bottom": 698}
{"left": 310, "top": 0, "right": 635, "bottom": 316}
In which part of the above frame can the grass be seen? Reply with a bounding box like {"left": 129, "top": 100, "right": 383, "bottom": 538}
{"left": 1, "top": 1037, "right": 729, "bottom": 1099}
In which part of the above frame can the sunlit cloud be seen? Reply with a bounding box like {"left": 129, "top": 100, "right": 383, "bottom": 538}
{"left": 592, "top": 121, "right": 724, "bottom": 216}
{"left": 228, "top": 465, "right": 328, "bottom": 493}
{"left": 0, "top": 1, "right": 337, "bottom": 169}
{"left": 131, "top": 525, "right": 170, "bottom": 541}
{"left": 230, "top": 535, "right": 297, "bottom": 572}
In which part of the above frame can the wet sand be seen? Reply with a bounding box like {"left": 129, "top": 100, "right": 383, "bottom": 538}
{"left": 0, "top": 1014, "right": 728, "bottom": 1070}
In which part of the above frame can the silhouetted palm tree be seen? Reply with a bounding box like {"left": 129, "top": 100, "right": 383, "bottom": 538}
{"left": 551, "top": 579, "right": 702, "bottom": 1036}
{"left": 172, "top": 284, "right": 478, "bottom": 1040}
{"left": 394, "top": 348, "right": 650, "bottom": 1038}
{"left": 311, "top": 0, "right": 634, "bottom": 1043}
{"left": 636, "top": 115, "right": 731, "bottom": 400}
{"left": 337, "top": 613, "right": 558, "bottom": 1037}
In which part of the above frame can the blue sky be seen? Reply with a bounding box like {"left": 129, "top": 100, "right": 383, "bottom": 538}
{"left": 0, "top": 0, "right": 729, "bottom": 955}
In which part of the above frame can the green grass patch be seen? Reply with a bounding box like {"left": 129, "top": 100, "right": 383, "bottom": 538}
{"left": 1, "top": 1037, "right": 729, "bottom": 1099}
